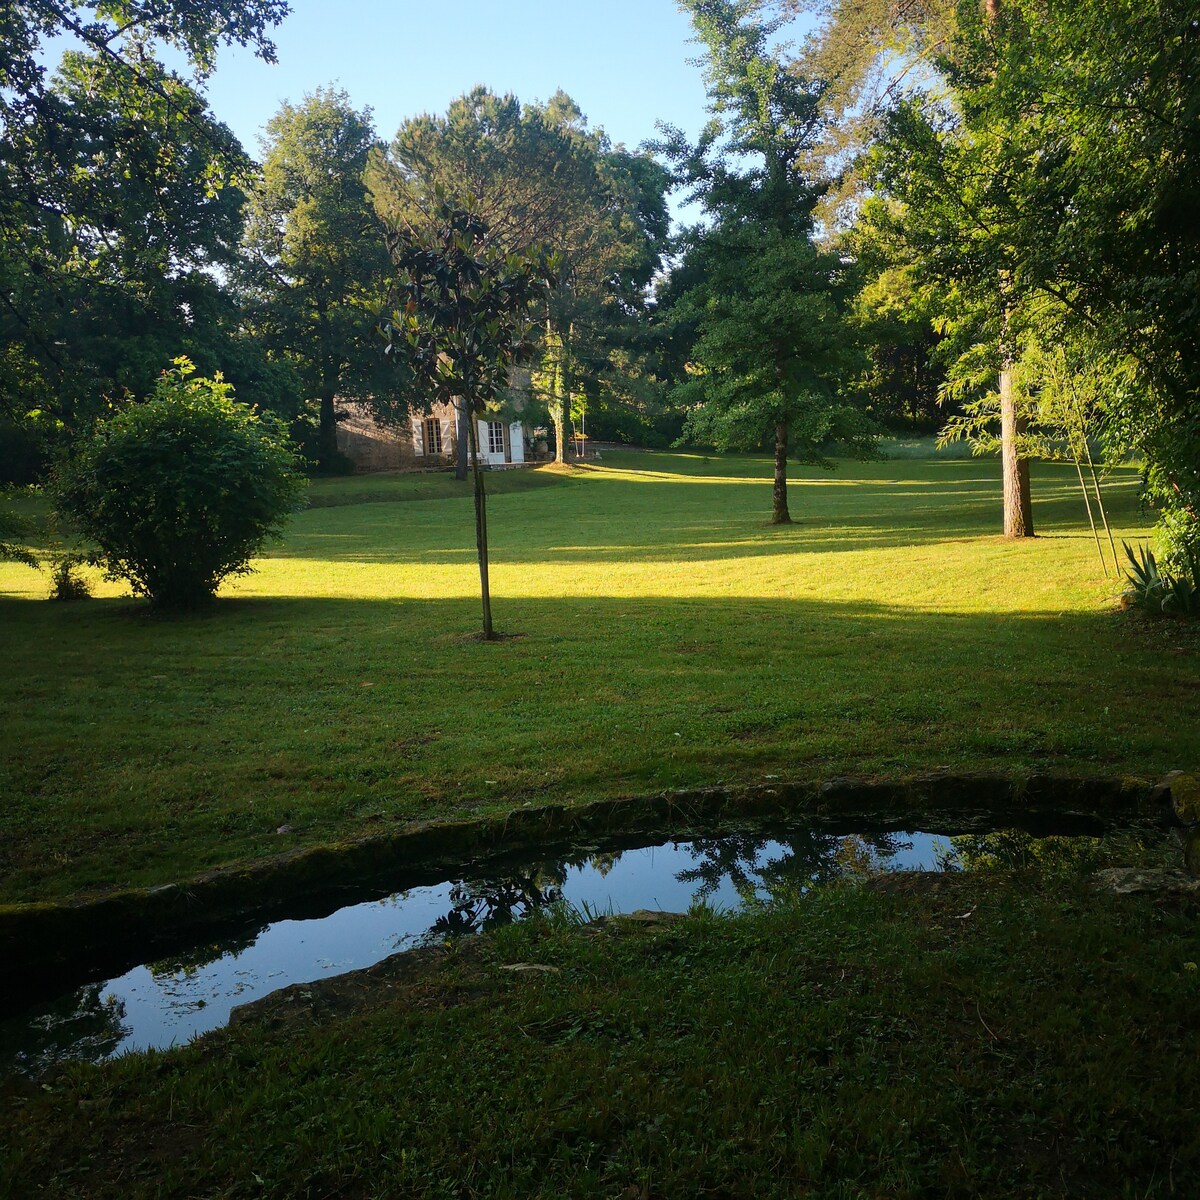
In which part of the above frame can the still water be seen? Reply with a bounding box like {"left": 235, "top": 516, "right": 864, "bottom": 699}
{"left": 0, "top": 824, "right": 1167, "bottom": 1077}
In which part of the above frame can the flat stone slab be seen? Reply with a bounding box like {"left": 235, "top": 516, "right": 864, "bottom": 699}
{"left": 1092, "top": 868, "right": 1200, "bottom": 896}
{"left": 608, "top": 909, "right": 688, "bottom": 927}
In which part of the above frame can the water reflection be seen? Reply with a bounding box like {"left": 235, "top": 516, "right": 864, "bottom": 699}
{"left": 0, "top": 984, "right": 130, "bottom": 1080}
{"left": 677, "top": 831, "right": 914, "bottom": 904}
{"left": 940, "top": 828, "right": 1172, "bottom": 875}
{"left": 0, "top": 824, "right": 1169, "bottom": 1077}
{"left": 425, "top": 870, "right": 566, "bottom": 941}
{"left": 148, "top": 930, "right": 262, "bottom": 981}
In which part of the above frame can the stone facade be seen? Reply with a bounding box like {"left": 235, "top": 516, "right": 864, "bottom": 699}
{"left": 335, "top": 402, "right": 528, "bottom": 473}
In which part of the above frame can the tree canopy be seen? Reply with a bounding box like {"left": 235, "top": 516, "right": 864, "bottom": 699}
{"left": 241, "top": 88, "right": 397, "bottom": 471}
{"left": 370, "top": 87, "right": 670, "bottom": 467}
{"left": 1, "top": 0, "right": 292, "bottom": 479}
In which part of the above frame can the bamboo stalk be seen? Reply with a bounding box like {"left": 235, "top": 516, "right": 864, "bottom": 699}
{"left": 1072, "top": 446, "right": 1107, "bottom": 575}
{"left": 1083, "top": 436, "right": 1118, "bottom": 571}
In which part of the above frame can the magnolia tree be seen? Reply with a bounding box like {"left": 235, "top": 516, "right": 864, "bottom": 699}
{"left": 373, "top": 193, "right": 556, "bottom": 639}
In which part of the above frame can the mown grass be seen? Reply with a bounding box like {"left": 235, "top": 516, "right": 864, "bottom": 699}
{"left": 2, "top": 452, "right": 1197, "bottom": 904}
{"left": 4, "top": 875, "right": 1198, "bottom": 1198}
{"left": 305, "top": 463, "right": 569, "bottom": 507}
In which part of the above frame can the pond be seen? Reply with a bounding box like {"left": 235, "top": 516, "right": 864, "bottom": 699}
{"left": 0, "top": 821, "right": 1175, "bottom": 1078}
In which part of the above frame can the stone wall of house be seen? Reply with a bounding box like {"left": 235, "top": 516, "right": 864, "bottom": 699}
{"left": 336, "top": 402, "right": 455, "bottom": 473}
{"left": 336, "top": 401, "right": 542, "bottom": 473}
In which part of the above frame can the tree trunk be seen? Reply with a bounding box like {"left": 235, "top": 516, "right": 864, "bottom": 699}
{"left": 550, "top": 319, "right": 571, "bottom": 465}
{"left": 986, "top": 3, "right": 1033, "bottom": 540}
{"left": 552, "top": 402, "right": 567, "bottom": 466}
{"left": 772, "top": 422, "right": 792, "bottom": 524}
{"left": 454, "top": 397, "right": 469, "bottom": 482}
{"left": 466, "top": 411, "right": 494, "bottom": 639}
{"left": 999, "top": 314, "right": 1034, "bottom": 538}
{"left": 317, "top": 391, "right": 339, "bottom": 473}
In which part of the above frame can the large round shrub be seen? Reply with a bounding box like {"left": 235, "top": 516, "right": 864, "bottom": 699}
{"left": 56, "top": 358, "right": 307, "bottom": 609}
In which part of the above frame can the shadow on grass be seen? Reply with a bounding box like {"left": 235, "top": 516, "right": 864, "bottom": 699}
{"left": 2, "top": 592, "right": 1195, "bottom": 761}
{"left": 1, "top": 584, "right": 1197, "bottom": 904}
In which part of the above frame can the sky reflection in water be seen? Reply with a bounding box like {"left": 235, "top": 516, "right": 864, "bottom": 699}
{"left": 2, "top": 830, "right": 951, "bottom": 1075}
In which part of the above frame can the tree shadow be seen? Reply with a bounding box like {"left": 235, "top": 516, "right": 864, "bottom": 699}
{"left": 3, "top": 584, "right": 1197, "bottom": 911}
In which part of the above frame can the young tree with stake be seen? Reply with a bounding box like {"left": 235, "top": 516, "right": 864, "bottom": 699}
{"left": 373, "top": 191, "right": 556, "bottom": 639}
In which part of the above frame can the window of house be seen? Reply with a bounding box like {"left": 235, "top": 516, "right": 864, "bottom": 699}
{"left": 424, "top": 417, "right": 442, "bottom": 456}
{"left": 487, "top": 421, "right": 505, "bottom": 456}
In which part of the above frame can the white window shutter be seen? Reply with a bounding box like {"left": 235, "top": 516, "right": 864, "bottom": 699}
{"left": 412, "top": 416, "right": 424, "bottom": 455}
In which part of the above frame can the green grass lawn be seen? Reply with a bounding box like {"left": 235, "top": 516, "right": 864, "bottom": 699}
{"left": 2, "top": 452, "right": 1197, "bottom": 904}
{"left": 5, "top": 875, "right": 1198, "bottom": 1198}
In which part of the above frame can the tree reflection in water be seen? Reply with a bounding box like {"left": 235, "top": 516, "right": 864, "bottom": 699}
{"left": 419, "top": 856, "right": 587, "bottom": 944}
{"left": 147, "top": 928, "right": 264, "bottom": 981}
{"left": 939, "top": 828, "right": 1172, "bottom": 875}
{"left": 677, "top": 830, "right": 915, "bottom": 906}
{"left": 412, "top": 831, "right": 925, "bottom": 942}
{"left": 0, "top": 983, "right": 129, "bottom": 1076}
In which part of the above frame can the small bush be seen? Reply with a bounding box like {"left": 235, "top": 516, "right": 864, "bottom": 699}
{"left": 1155, "top": 505, "right": 1200, "bottom": 579}
{"left": 54, "top": 359, "right": 307, "bottom": 610}
{"left": 47, "top": 553, "right": 92, "bottom": 602}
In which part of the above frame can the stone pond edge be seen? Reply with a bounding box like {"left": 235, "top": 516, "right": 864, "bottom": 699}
{"left": 1, "top": 770, "right": 1190, "bottom": 1012}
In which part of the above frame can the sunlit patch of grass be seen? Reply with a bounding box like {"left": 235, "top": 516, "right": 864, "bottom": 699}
{"left": 1, "top": 451, "right": 1195, "bottom": 903}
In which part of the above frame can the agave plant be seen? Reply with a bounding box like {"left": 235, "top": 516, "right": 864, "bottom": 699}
{"left": 1122, "top": 542, "right": 1166, "bottom": 611}
{"left": 1122, "top": 542, "right": 1199, "bottom": 617}
{"left": 1161, "top": 549, "right": 1199, "bottom": 617}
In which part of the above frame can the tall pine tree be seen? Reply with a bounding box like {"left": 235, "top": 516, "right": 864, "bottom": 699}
{"left": 659, "top": 0, "right": 876, "bottom": 525}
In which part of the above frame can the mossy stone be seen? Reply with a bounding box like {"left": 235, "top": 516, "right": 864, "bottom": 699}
{"left": 1171, "top": 773, "right": 1200, "bottom": 826}
{"left": 1185, "top": 831, "right": 1200, "bottom": 877}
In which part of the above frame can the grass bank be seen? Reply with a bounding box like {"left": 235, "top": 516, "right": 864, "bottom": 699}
{"left": 2, "top": 452, "right": 1197, "bottom": 904}
{"left": 3, "top": 873, "right": 1198, "bottom": 1198}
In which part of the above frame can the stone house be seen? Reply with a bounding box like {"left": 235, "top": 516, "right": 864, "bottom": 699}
{"left": 336, "top": 401, "right": 530, "bottom": 473}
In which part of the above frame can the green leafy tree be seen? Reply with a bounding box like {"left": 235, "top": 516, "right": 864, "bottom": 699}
{"left": 1, "top": 0, "right": 285, "bottom": 257}
{"left": 54, "top": 359, "right": 306, "bottom": 609}
{"left": 374, "top": 195, "right": 555, "bottom": 639}
{"left": 871, "top": 82, "right": 1038, "bottom": 536}
{"left": 241, "top": 88, "right": 399, "bottom": 472}
{"left": 0, "top": 496, "right": 40, "bottom": 569}
{"left": 802, "top": 0, "right": 1200, "bottom": 553}
{"left": 1, "top": 0, "right": 289, "bottom": 458}
{"left": 2, "top": 53, "right": 252, "bottom": 430}
{"left": 658, "top": 0, "right": 877, "bottom": 525}
{"left": 375, "top": 87, "right": 669, "bottom": 472}
{"left": 946, "top": 0, "right": 1200, "bottom": 568}
{"left": 793, "top": 0, "right": 1038, "bottom": 536}
{"left": 846, "top": 233, "right": 950, "bottom": 434}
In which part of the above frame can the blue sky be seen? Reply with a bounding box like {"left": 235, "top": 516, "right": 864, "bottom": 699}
{"left": 196, "top": 1, "right": 714, "bottom": 156}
